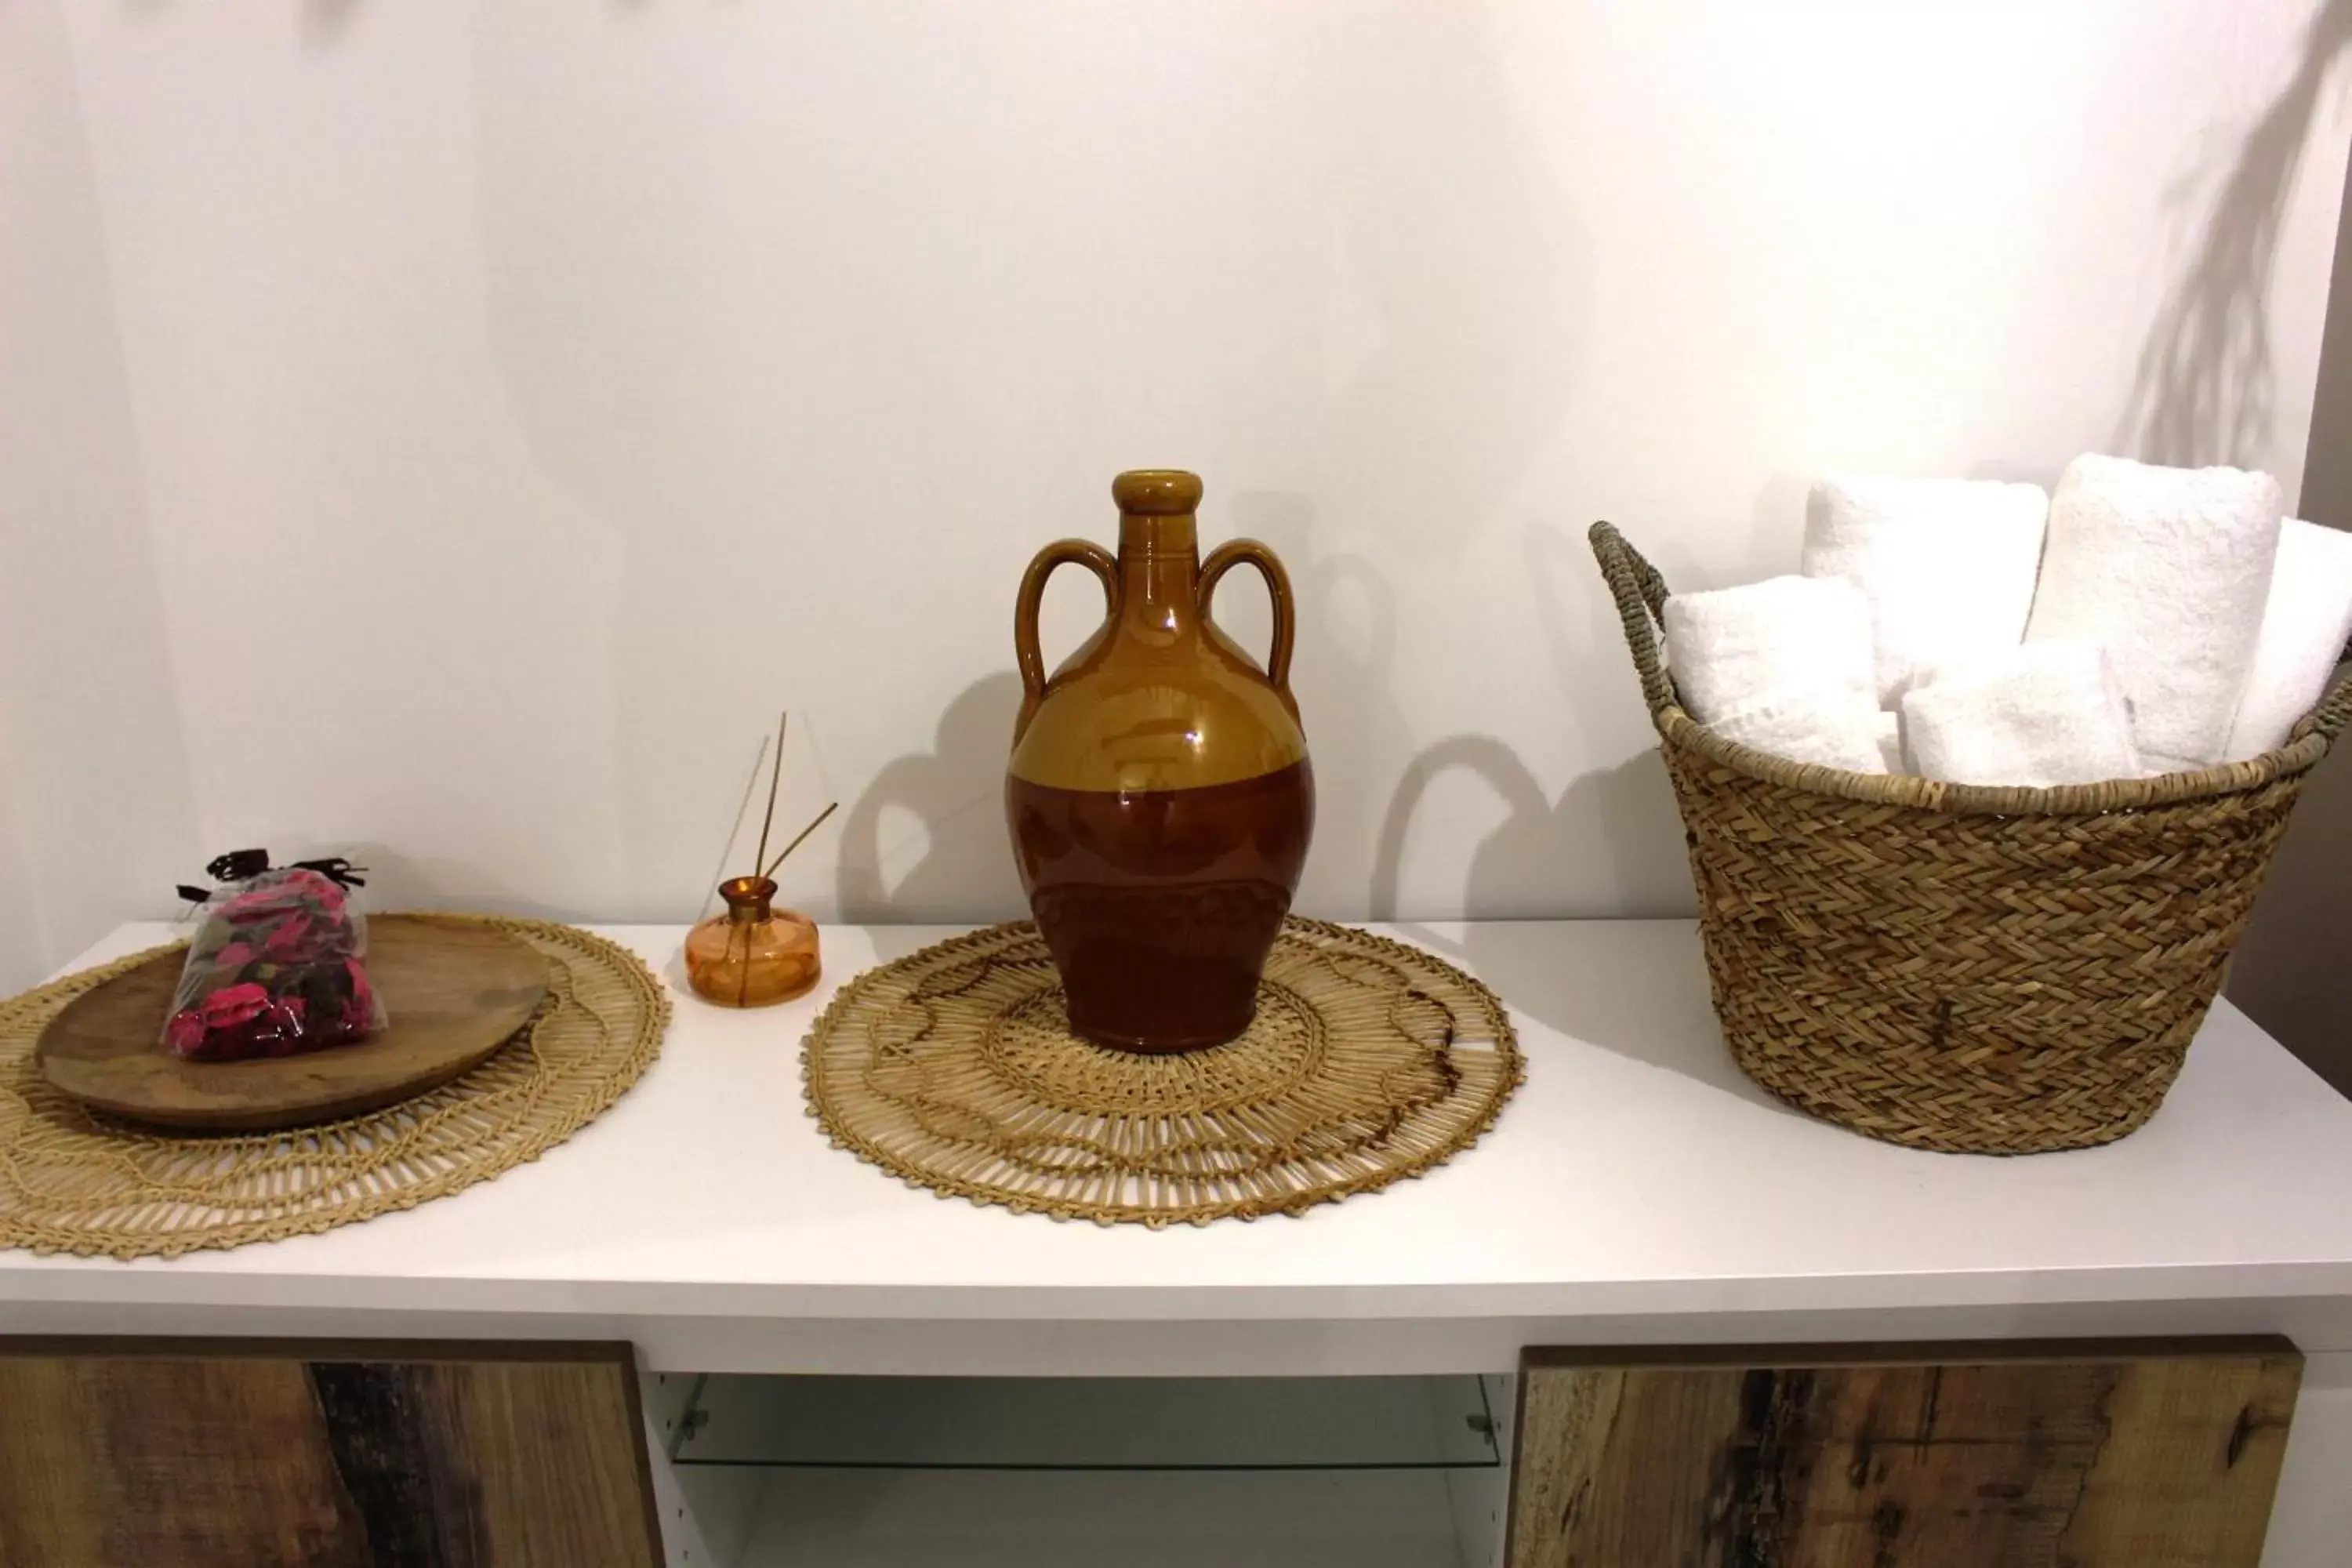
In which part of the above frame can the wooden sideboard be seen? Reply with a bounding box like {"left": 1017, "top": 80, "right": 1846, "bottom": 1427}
{"left": 2, "top": 921, "right": 2347, "bottom": 1566}
{"left": 0, "top": 1339, "right": 659, "bottom": 1566}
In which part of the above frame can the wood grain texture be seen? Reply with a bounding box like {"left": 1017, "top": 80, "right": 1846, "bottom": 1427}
{"left": 1508, "top": 1339, "right": 2302, "bottom": 1568}
{"left": 0, "top": 1339, "right": 659, "bottom": 1568}
{"left": 34, "top": 916, "right": 547, "bottom": 1131}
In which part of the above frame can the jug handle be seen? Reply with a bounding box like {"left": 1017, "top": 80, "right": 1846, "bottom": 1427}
{"left": 1200, "top": 539, "right": 1298, "bottom": 715}
{"left": 1013, "top": 539, "right": 1120, "bottom": 742}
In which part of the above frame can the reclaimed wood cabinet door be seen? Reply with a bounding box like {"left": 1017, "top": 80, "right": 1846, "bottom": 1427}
{"left": 1506, "top": 1338, "right": 2302, "bottom": 1568}
{"left": 0, "top": 1338, "right": 661, "bottom": 1568}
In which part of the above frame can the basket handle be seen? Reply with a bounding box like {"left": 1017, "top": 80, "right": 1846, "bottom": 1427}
{"left": 1588, "top": 521, "right": 1679, "bottom": 717}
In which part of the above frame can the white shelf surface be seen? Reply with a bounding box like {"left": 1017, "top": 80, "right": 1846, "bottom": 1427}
{"left": 8, "top": 920, "right": 2352, "bottom": 1372}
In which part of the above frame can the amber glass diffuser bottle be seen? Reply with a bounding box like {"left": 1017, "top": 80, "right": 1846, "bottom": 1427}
{"left": 684, "top": 712, "right": 837, "bottom": 1009}
{"left": 684, "top": 875, "right": 820, "bottom": 1008}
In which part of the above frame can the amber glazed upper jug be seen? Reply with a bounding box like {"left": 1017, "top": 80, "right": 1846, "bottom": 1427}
{"left": 1006, "top": 470, "right": 1315, "bottom": 1054}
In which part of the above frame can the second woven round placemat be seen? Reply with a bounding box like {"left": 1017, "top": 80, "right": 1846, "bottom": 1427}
{"left": 804, "top": 919, "right": 1524, "bottom": 1225}
{"left": 0, "top": 916, "right": 668, "bottom": 1259}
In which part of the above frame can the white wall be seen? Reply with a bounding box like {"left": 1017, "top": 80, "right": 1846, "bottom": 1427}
{"left": 2229, "top": 141, "right": 2352, "bottom": 1095}
{"left": 3, "top": 0, "right": 2348, "bottom": 988}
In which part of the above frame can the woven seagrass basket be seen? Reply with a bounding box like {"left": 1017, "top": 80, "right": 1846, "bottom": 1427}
{"left": 1592, "top": 521, "right": 2352, "bottom": 1155}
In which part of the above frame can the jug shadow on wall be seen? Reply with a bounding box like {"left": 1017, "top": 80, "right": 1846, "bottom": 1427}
{"left": 835, "top": 672, "right": 1029, "bottom": 925}
{"left": 1224, "top": 489, "right": 1405, "bottom": 917}
{"left": 1369, "top": 740, "right": 1791, "bottom": 1116}
{"left": 1364, "top": 518, "right": 1786, "bottom": 1110}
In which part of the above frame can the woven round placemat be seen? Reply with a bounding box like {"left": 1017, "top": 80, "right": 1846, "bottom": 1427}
{"left": 0, "top": 916, "right": 668, "bottom": 1259}
{"left": 803, "top": 918, "right": 1524, "bottom": 1225}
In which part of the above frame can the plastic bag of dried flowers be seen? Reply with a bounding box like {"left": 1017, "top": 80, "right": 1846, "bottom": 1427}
{"left": 162, "top": 853, "right": 387, "bottom": 1061}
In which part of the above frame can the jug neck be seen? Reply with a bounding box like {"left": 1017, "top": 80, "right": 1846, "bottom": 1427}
{"left": 1117, "top": 512, "right": 1200, "bottom": 635}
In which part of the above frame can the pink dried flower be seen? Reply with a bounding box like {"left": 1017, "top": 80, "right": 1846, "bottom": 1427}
{"left": 198, "top": 982, "right": 270, "bottom": 1031}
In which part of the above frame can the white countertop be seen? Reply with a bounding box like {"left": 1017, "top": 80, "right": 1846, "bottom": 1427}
{"left": 7, "top": 920, "right": 2352, "bottom": 1373}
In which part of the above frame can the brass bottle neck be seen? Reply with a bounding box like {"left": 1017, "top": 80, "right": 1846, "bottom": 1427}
{"left": 718, "top": 875, "right": 777, "bottom": 925}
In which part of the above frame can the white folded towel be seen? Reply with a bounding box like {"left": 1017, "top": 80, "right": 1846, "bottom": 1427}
{"left": 1661, "top": 574, "right": 1876, "bottom": 725}
{"left": 1902, "top": 641, "right": 2140, "bottom": 787}
{"left": 2223, "top": 517, "right": 2352, "bottom": 760}
{"left": 1802, "top": 474, "right": 2049, "bottom": 704}
{"left": 1707, "top": 687, "right": 1889, "bottom": 775}
{"left": 2024, "top": 455, "right": 2284, "bottom": 769}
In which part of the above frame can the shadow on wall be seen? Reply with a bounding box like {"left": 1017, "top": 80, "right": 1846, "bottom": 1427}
{"left": 1351, "top": 507, "right": 1695, "bottom": 932}
{"left": 2229, "top": 87, "right": 2352, "bottom": 1091}
{"left": 2123, "top": 0, "right": 2352, "bottom": 466}
{"left": 2153, "top": 0, "right": 2352, "bottom": 1094}
{"left": 299, "top": 0, "right": 362, "bottom": 48}
{"left": 1368, "top": 740, "right": 1687, "bottom": 927}
{"left": 0, "top": 0, "right": 202, "bottom": 989}
{"left": 1222, "top": 490, "right": 1405, "bottom": 919}
{"left": 835, "top": 673, "right": 1028, "bottom": 925}
{"left": 303, "top": 842, "right": 589, "bottom": 927}
{"left": 129, "top": 0, "right": 368, "bottom": 49}
{"left": 457, "top": 2, "right": 1584, "bottom": 916}
{"left": 1504, "top": 519, "right": 1697, "bottom": 916}
{"left": 1361, "top": 736, "right": 1767, "bottom": 1113}
{"left": 2232, "top": 735, "right": 2352, "bottom": 1095}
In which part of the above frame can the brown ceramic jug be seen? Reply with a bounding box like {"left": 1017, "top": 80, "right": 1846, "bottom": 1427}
{"left": 1006, "top": 470, "right": 1315, "bottom": 1054}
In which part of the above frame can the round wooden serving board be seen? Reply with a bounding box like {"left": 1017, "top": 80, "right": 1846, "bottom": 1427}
{"left": 35, "top": 916, "right": 549, "bottom": 1133}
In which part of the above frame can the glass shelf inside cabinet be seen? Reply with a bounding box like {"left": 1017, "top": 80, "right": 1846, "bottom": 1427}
{"left": 668, "top": 1374, "right": 1501, "bottom": 1472}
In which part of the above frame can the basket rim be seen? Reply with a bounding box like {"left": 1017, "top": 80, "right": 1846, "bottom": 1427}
{"left": 1655, "top": 703, "right": 2328, "bottom": 814}
{"left": 1593, "top": 519, "right": 2349, "bottom": 818}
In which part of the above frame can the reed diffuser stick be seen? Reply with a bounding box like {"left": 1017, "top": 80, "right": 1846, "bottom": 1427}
{"left": 697, "top": 733, "right": 771, "bottom": 923}
{"left": 760, "top": 800, "right": 840, "bottom": 881}
{"left": 750, "top": 710, "right": 788, "bottom": 878}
